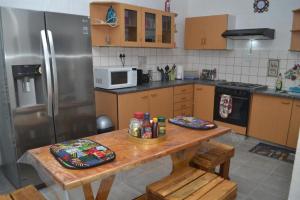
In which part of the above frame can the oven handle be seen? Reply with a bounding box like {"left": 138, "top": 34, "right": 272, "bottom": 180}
{"left": 230, "top": 96, "right": 249, "bottom": 101}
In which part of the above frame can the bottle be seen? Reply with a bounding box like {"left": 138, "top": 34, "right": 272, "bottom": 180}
{"left": 158, "top": 116, "right": 166, "bottom": 137}
{"left": 165, "top": 0, "right": 170, "bottom": 12}
{"left": 276, "top": 73, "right": 283, "bottom": 91}
{"left": 142, "top": 113, "right": 152, "bottom": 139}
{"left": 129, "top": 112, "right": 144, "bottom": 138}
{"left": 152, "top": 118, "right": 158, "bottom": 138}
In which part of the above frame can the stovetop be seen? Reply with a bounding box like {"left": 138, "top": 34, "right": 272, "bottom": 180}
{"left": 216, "top": 82, "right": 268, "bottom": 91}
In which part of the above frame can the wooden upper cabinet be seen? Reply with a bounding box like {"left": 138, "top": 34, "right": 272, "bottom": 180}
{"left": 149, "top": 88, "right": 174, "bottom": 118}
{"left": 120, "top": 4, "right": 142, "bottom": 47}
{"left": 248, "top": 94, "right": 293, "bottom": 145}
{"left": 90, "top": 2, "right": 176, "bottom": 48}
{"left": 193, "top": 85, "right": 215, "bottom": 121}
{"left": 290, "top": 9, "right": 300, "bottom": 51}
{"left": 141, "top": 8, "right": 160, "bottom": 47}
{"left": 185, "top": 14, "right": 234, "bottom": 50}
{"left": 287, "top": 100, "right": 300, "bottom": 148}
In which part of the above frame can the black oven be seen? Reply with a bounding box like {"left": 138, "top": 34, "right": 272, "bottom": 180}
{"left": 214, "top": 86, "right": 251, "bottom": 127}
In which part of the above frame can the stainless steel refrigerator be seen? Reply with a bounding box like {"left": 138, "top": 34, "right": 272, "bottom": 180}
{"left": 0, "top": 7, "right": 96, "bottom": 188}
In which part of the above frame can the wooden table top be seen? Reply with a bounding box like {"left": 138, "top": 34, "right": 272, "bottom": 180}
{"left": 28, "top": 123, "right": 231, "bottom": 190}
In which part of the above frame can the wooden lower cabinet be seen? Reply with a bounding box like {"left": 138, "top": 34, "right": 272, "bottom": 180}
{"left": 287, "top": 100, "right": 300, "bottom": 148}
{"left": 118, "top": 88, "right": 173, "bottom": 129}
{"left": 118, "top": 91, "right": 150, "bottom": 129}
{"left": 149, "top": 88, "right": 174, "bottom": 119}
{"left": 173, "top": 85, "right": 194, "bottom": 116}
{"left": 193, "top": 85, "right": 215, "bottom": 121}
{"left": 248, "top": 94, "right": 293, "bottom": 145}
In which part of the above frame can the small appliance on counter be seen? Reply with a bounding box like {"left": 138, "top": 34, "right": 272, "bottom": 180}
{"left": 137, "top": 69, "right": 151, "bottom": 85}
{"left": 94, "top": 67, "right": 137, "bottom": 89}
{"left": 184, "top": 70, "right": 199, "bottom": 80}
{"left": 200, "top": 69, "right": 217, "bottom": 81}
{"left": 176, "top": 65, "right": 184, "bottom": 80}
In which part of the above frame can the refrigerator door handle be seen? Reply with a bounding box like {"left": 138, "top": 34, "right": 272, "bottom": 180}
{"left": 47, "top": 30, "right": 59, "bottom": 116}
{"left": 41, "top": 30, "right": 53, "bottom": 117}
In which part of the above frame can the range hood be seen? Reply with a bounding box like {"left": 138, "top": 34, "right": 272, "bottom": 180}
{"left": 222, "top": 28, "right": 275, "bottom": 40}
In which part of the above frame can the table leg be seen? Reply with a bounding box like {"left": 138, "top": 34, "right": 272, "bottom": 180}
{"left": 64, "top": 190, "right": 70, "bottom": 200}
{"left": 83, "top": 183, "right": 94, "bottom": 200}
{"left": 95, "top": 175, "right": 115, "bottom": 200}
{"left": 171, "top": 145, "right": 199, "bottom": 172}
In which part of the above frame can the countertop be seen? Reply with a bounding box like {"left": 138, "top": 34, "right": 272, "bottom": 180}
{"left": 253, "top": 88, "right": 300, "bottom": 100}
{"left": 94, "top": 80, "right": 300, "bottom": 100}
{"left": 94, "top": 80, "right": 222, "bottom": 94}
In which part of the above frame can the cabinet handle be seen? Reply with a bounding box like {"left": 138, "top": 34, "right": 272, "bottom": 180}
{"left": 181, "top": 97, "right": 187, "bottom": 100}
{"left": 151, "top": 94, "right": 157, "bottom": 97}
{"left": 296, "top": 104, "right": 300, "bottom": 108}
{"left": 196, "top": 88, "right": 203, "bottom": 91}
{"left": 281, "top": 102, "right": 291, "bottom": 105}
{"left": 141, "top": 96, "right": 148, "bottom": 99}
{"left": 181, "top": 89, "right": 186, "bottom": 92}
{"left": 181, "top": 104, "right": 187, "bottom": 108}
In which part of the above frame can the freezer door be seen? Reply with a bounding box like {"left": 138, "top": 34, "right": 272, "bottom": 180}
{"left": 0, "top": 7, "right": 55, "bottom": 187}
{"left": 45, "top": 12, "right": 96, "bottom": 142}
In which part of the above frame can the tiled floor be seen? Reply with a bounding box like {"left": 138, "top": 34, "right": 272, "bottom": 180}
{"left": 0, "top": 132, "right": 294, "bottom": 200}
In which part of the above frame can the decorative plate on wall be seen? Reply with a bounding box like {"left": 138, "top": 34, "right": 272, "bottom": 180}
{"left": 254, "top": 0, "right": 269, "bottom": 13}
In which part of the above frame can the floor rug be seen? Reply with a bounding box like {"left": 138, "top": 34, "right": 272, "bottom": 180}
{"left": 249, "top": 142, "right": 295, "bottom": 163}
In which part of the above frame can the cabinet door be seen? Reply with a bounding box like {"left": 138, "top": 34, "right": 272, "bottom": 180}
{"left": 141, "top": 8, "right": 160, "bottom": 47}
{"left": 184, "top": 17, "right": 206, "bottom": 50}
{"left": 149, "top": 88, "right": 174, "bottom": 118}
{"left": 248, "top": 94, "right": 293, "bottom": 145}
{"left": 193, "top": 85, "right": 215, "bottom": 121}
{"left": 158, "top": 12, "right": 175, "bottom": 48}
{"left": 287, "top": 100, "right": 300, "bottom": 148}
{"left": 118, "top": 91, "right": 149, "bottom": 129}
{"left": 203, "top": 15, "right": 228, "bottom": 50}
{"left": 120, "top": 4, "right": 142, "bottom": 47}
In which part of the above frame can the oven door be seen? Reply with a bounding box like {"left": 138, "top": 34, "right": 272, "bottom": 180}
{"left": 214, "top": 89, "right": 250, "bottom": 127}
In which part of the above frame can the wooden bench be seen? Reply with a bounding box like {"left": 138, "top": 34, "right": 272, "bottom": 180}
{"left": 0, "top": 185, "right": 45, "bottom": 200}
{"left": 146, "top": 167, "right": 237, "bottom": 200}
{"left": 190, "top": 141, "right": 235, "bottom": 179}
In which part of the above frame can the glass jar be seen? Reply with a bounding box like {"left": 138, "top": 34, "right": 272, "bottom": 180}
{"left": 129, "top": 112, "right": 144, "bottom": 137}
{"left": 158, "top": 116, "right": 166, "bottom": 137}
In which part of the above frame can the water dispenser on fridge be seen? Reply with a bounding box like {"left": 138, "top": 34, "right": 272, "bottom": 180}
{"left": 12, "top": 65, "right": 43, "bottom": 107}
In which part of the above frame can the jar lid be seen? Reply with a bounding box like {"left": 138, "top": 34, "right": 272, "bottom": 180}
{"left": 144, "top": 112, "right": 150, "bottom": 120}
{"left": 152, "top": 117, "right": 158, "bottom": 123}
{"left": 134, "top": 112, "right": 144, "bottom": 119}
{"left": 158, "top": 116, "right": 166, "bottom": 122}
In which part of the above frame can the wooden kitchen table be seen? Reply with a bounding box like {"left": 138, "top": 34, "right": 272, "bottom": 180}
{"left": 25, "top": 122, "right": 231, "bottom": 200}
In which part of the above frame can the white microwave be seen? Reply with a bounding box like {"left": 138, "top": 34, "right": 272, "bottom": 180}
{"left": 94, "top": 67, "right": 137, "bottom": 89}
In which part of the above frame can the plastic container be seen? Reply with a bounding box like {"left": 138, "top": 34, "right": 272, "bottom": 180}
{"left": 129, "top": 112, "right": 144, "bottom": 137}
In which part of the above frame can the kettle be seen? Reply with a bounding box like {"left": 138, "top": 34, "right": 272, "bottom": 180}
{"left": 176, "top": 65, "right": 184, "bottom": 80}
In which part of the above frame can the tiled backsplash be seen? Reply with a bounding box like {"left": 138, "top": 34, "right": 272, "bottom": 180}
{"left": 92, "top": 47, "right": 300, "bottom": 89}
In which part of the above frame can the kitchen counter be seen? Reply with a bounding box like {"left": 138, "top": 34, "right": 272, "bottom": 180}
{"left": 254, "top": 89, "right": 300, "bottom": 100}
{"left": 95, "top": 80, "right": 222, "bottom": 94}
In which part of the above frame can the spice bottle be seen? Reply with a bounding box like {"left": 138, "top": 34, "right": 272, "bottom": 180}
{"left": 158, "top": 116, "right": 166, "bottom": 137}
{"left": 129, "top": 112, "right": 144, "bottom": 138}
{"left": 152, "top": 118, "right": 158, "bottom": 138}
{"left": 142, "top": 113, "right": 152, "bottom": 139}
